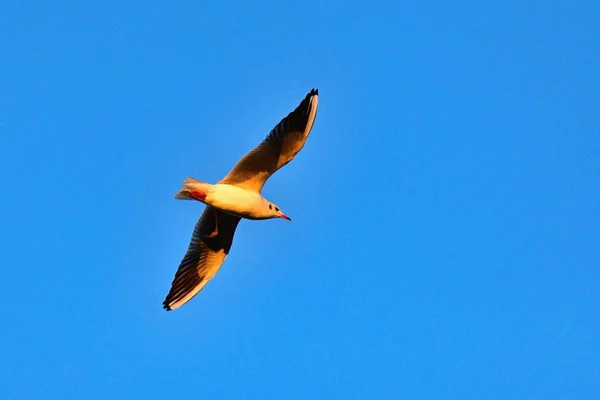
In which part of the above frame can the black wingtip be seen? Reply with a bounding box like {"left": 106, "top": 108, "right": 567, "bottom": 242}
{"left": 300, "top": 89, "right": 319, "bottom": 116}
{"left": 162, "top": 301, "right": 172, "bottom": 311}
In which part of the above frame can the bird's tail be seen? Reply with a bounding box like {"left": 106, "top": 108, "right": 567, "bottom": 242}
{"left": 174, "top": 177, "right": 211, "bottom": 200}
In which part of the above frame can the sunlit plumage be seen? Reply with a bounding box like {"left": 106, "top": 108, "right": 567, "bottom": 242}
{"left": 163, "top": 89, "right": 319, "bottom": 311}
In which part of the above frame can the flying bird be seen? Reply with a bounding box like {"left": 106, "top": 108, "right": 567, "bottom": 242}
{"left": 163, "top": 89, "right": 319, "bottom": 311}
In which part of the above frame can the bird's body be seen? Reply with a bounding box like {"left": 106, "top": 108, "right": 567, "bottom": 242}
{"left": 163, "top": 88, "right": 319, "bottom": 311}
{"left": 208, "top": 184, "right": 270, "bottom": 220}
{"left": 176, "top": 179, "right": 276, "bottom": 220}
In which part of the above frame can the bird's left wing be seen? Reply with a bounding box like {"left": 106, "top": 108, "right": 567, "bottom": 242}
{"left": 163, "top": 206, "right": 241, "bottom": 311}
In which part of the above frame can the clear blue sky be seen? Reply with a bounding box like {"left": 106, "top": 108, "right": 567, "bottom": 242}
{"left": 1, "top": 1, "right": 599, "bottom": 398}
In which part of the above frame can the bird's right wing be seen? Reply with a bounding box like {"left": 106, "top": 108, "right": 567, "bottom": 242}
{"left": 163, "top": 206, "right": 241, "bottom": 311}
{"left": 219, "top": 89, "right": 319, "bottom": 192}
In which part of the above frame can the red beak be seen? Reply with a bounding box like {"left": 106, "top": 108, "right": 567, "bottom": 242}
{"left": 280, "top": 214, "right": 292, "bottom": 221}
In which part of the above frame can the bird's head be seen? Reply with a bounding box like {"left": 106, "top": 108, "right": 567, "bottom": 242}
{"left": 267, "top": 202, "right": 291, "bottom": 221}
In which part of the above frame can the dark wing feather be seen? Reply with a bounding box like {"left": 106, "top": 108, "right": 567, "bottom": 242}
{"left": 219, "top": 89, "right": 319, "bottom": 192}
{"left": 163, "top": 206, "right": 241, "bottom": 311}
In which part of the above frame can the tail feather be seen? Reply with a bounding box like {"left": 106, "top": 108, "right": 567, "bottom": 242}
{"left": 174, "top": 177, "right": 210, "bottom": 200}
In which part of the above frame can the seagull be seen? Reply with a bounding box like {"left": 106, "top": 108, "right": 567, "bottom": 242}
{"left": 163, "top": 88, "right": 319, "bottom": 311}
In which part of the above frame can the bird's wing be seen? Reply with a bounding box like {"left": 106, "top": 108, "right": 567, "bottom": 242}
{"left": 163, "top": 206, "right": 241, "bottom": 311}
{"left": 219, "top": 88, "right": 319, "bottom": 192}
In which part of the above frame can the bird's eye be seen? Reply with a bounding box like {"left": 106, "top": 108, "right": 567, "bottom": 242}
{"left": 275, "top": 207, "right": 279, "bottom": 212}
{"left": 269, "top": 204, "right": 272, "bottom": 210}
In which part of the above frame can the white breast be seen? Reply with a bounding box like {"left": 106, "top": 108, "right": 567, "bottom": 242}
{"left": 206, "top": 184, "right": 264, "bottom": 218}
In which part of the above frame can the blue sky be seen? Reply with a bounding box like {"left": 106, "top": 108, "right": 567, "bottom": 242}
{"left": 1, "top": 1, "right": 599, "bottom": 398}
